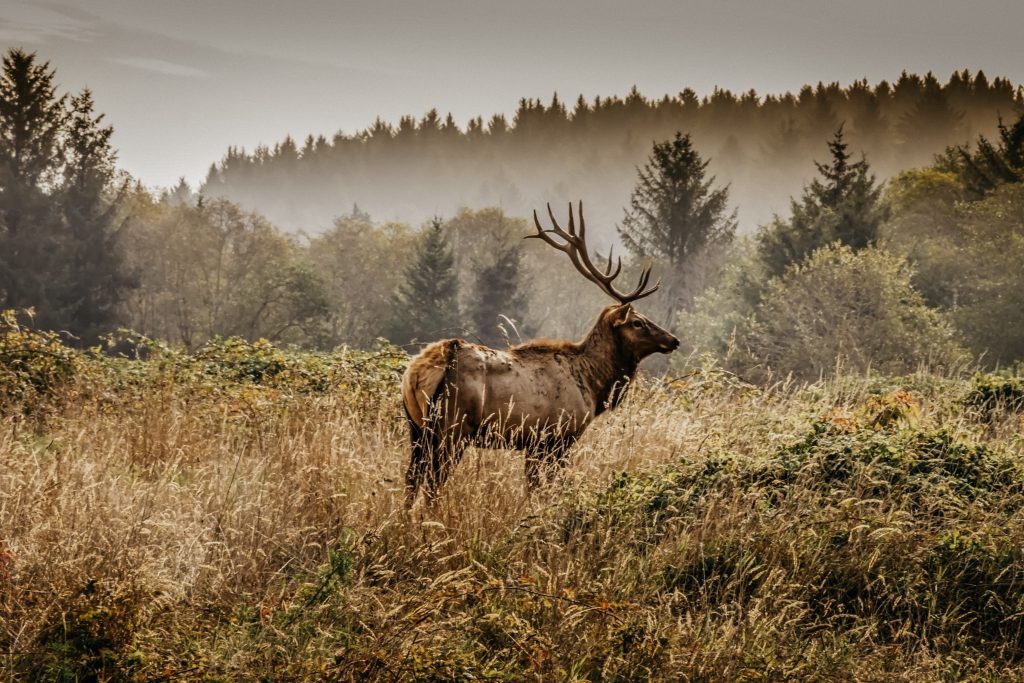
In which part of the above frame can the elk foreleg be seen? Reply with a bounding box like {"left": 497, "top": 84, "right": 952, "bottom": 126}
{"left": 524, "top": 435, "right": 576, "bottom": 492}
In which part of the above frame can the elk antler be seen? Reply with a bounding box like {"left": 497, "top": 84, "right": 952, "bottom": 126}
{"left": 527, "top": 201, "right": 660, "bottom": 305}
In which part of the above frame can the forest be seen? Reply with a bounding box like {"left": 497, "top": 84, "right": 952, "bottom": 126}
{"left": 2, "top": 48, "right": 1024, "bottom": 376}
{"left": 3, "top": 46, "right": 1024, "bottom": 680}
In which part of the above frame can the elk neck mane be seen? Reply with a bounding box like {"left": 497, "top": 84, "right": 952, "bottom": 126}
{"left": 511, "top": 308, "right": 638, "bottom": 415}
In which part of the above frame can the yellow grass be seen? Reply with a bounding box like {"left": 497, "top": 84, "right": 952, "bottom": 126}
{"left": 2, "top": 351, "right": 1024, "bottom": 680}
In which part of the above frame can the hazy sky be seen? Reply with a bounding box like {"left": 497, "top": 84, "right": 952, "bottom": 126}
{"left": 2, "top": 0, "right": 1022, "bottom": 188}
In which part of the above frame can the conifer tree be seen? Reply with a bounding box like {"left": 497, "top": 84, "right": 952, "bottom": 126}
{"left": 389, "top": 218, "right": 460, "bottom": 344}
{"left": 48, "top": 89, "right": 135, "bottom": 342}
{"left": 618, "top": 131, "right": 736, "bottom": 315}
{"left": 468, "top": 241, "right": 528, "bottom": 347}
{"left": 952, "top": 111, "right": 1024, "bottom": 198}
{"left": 0, "top": 49, "right": 66, "bottom": 313}
{"left": 756, "top": 127, "right": 887, "bottom": 278}
{"left": 0, "top": 50, "right": 135, "bottom": 343}
{"left": 897, "top": 73, "right": 964, "bottom": 165}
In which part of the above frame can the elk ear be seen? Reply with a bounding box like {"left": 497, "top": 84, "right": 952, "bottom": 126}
{"left": 611, "top": 305, "right": 632, "bottom": 327}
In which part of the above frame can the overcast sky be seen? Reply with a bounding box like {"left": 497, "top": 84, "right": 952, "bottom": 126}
{"left": 2, "top": 0, "right": 1021, "bottom": 188}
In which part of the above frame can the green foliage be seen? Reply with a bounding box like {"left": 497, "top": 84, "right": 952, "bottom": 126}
{"left": 619, "top": 132, "right": 736, "bottom": 316}
{"left": 948, "top": 110, "right": 1024, "bottom": 198}
{"left": 122, "top": 195, "right": 329, "bottom": 349}
{"left": 732, "top": 244, "right": 964, "bottom": 382}
{"left": 307, "top": 210, "right": 416, "bottom": 348}
{"left": 468, "top": 239, "right": 529, "bottom": 347}
{"left": 389, "top": 218, "right": 460, "bottom": 344}
{"left": 951, "top": 182, "right": 1024, "bottom": 362}
{"left": 772, "top": 423, "right": 1019, "bottom": 509}
{"left": 0, "top": 49, "right": 67, "bottom": 321}
{"left": 964, "top": 371, "right": 1024, "bottom": 418}
{"left": 443, "top": 207, "right": 532, "bottom": 345}
{"left": 34, "top": 577, "right": 150, "bottom": 682}
{"left": 881, "top": 157, "right": 1024, "bottom": 365}
{"left": 49, "top": 89, "right": 135, "bottom": 344}
{"left": 757, "top": 127, "right": 888, "bottom": 278}
{"left": 880, "top": 168, "right": 967, "bottom": 308}
{"left": 619, "top": 132, "right": 736, "bottom": 268}
{"left": 0, "top": 50, "right": 132, "bottom": 345}
{"left": 163, "top": 335, "right": 405, "bottom": 400}
{"left": 0, "top": 309, "right": 78, "bottom": 410}
{"left": 675, "top": 238, "right": 766, "bottom": 360}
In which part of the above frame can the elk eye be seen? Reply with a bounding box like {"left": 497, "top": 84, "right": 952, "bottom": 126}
{"left": 632, "top": 320, "right": 643, "bottom": 329}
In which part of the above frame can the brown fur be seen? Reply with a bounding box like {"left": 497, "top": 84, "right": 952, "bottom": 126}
{"left": 511, "top": 338, "right": 577, "bottom": 354}
{"left": 401, "top": 339, "right": 457, "bottom": 428}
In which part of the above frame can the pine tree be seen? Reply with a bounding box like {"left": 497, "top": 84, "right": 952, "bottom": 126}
{"left": 618, "top": 132, "right": 736, "bottom": 315}
{"left": 468, "top": 241, "right": 529, "bottom": 347}
{"left": 897, "top": 73, "right": 964, "bottom": 165}
{"left": 0, "top": 49, "right": 66, "bottom": 313}
{"left": 952, "top": 111, "right": 1024, "bottom": 198}
{"left": 757, "top": 127, "right": 887, "bottom": 278}
{"left": 389, "top": 218, "right": 460, "bottom": 344}
{"left": 50, "top": 89, "right": 135, "bottom": 343}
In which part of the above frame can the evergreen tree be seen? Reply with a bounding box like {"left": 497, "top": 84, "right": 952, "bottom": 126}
{"left": 951, "top": 111, "right": 1024, "bottom": 198}
{"left": 896, "top": 73, "right": 964, "bottom": 166}
{"left": 389, "top": 218, "right": 460, "bottom": 344}
{"left": 620, "top": 132, "right": 736, "bottom": 266}
{"left": 757, "top": 127, "right": 887, "bottom": 278}
{"left": 618, "top": 132, "right": 736, "bottom": 315}
{"left": 0, "top": 50, "right": 135, "bottom": 344}
{"left": 50, "top": 89, "right": 134, "bottom": 343}
{"left": 0, "top": 49, "right": 66, "bottom": 313}
{"left": 468, "top": 241, "right": 529, "bottom": 347}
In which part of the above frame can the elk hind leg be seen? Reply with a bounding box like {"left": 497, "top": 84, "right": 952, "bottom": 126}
{"left": 404, "top": 419, "right": 433, "bottom": 509}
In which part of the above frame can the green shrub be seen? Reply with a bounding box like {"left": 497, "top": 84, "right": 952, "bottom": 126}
{"left": 690, "top": 244, "right": 967, "bottom": 383}
{"left": 32, "top": 577, "right": 151, "bottom": 681}
{"left": 0, "top": 309, "right": 80, "bottom": 412}
{"left": 964, "top": 371, "right": 1024, "bottom": 417}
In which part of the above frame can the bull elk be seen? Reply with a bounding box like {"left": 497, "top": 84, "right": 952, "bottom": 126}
{"left": 401, "top": 201, "right": 679, "bottom": 507}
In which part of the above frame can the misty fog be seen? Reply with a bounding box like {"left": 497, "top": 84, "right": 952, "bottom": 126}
{"left": 202, "top": 73, "right": 1017, "bottom": 244}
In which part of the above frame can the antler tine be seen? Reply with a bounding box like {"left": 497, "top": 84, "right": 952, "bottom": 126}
{"left": 529, "top": 200, "right": 662, "bottom": 305}
{"left": 636, "top": 264, "right": 652, "bottom": 291}
{"left": 546, "top": 203, "right": 570, "bottom": 241}
{"left": 618, "top": 265, "right": 662, "bottom": 304}
{"left": 576, "top": 200, "right": 585, "bottom": 241}
{"left": 603, "top": 245, "right": 622, "bottom": 279}
{"left": 529, "top": 208, "right": 569, "bottom": 253}
{"left": 531, "top": 205, "right": 607, "bottom": 288}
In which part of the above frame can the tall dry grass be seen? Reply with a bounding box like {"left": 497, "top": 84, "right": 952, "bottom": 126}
{"left": 1, "top": 348, "right": 1024, "bottom": 680}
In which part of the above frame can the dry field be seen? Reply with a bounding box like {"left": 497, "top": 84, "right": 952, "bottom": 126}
{"left": 2, "top": 331, "right": 1024, "bottom": 680}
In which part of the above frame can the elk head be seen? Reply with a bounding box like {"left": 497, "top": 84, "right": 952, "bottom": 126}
{"left": 528, "top": 201, "right": 679, "bottom": 362}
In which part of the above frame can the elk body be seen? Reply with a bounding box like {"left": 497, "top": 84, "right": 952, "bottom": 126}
{"left": 402, "top": 202, "right": 679, "bottom": 507}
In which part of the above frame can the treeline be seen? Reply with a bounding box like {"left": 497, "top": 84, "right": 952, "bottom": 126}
{"left": 4, "top": 47, "right": 1024, "bottom": 379}
{"left": 0, "top": 49, "right": 602, "bottom": 350}
{"left": 202, "top": 71, "right": 1023, "bottom": 236}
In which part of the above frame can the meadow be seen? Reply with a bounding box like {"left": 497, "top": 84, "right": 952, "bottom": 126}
{"left": 2, "top": 318, "right": 1024, "bottom": 681}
